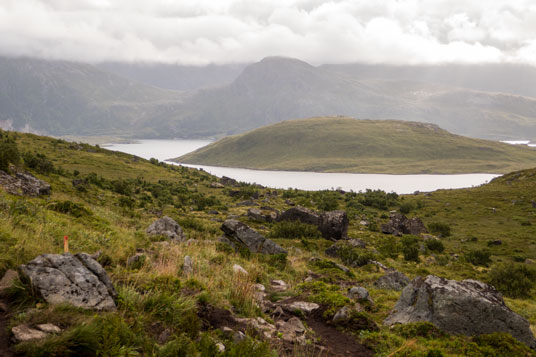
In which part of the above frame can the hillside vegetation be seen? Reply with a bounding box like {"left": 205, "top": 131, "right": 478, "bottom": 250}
{"left": 1, "top": 130, "right": 536, "bottom": 356}
{"left": 176, "top": 117, "right": 536, "bottom": 174}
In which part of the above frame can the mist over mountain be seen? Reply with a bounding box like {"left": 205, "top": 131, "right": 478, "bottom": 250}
{"left": 2, "top": 55, "right": 536, "bottom": 140}
{"left": 98, "top": 62, "right": 247, "bottom": 91}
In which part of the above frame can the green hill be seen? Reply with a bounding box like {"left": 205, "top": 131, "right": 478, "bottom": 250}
{"left": 1, "top": 130, "right": 536, "bottom": 356}
{"left": 175, "top": 117, "right": 536, "bottom": 174}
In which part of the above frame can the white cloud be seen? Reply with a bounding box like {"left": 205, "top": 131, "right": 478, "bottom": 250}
{"left": 0, "top": 0, "right": 534, "bottom": 65}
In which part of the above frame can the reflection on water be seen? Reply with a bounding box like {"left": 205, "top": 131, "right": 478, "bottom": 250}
{"left": 105, "top": 140, "right": 499, "bottom": 194}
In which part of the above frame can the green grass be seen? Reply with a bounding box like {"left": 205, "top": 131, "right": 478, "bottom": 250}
{"left": 175, "top": 117, "right": 536, "bottom": 174}
{"left": 3, "top": 130, "right": 536, "bottom": 355}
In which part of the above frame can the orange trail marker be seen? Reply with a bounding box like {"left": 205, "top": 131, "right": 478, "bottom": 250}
{"left": 64, "top": 235, "right": 69, "bottom": 253}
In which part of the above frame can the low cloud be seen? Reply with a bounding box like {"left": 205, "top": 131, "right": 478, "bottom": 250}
{"left": 0, "top": 0, "right": 535, "bottom": 66}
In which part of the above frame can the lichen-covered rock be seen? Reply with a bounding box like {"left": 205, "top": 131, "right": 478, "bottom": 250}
{"left": 374, "top": 271, "right": 410, "bottom": 291}
{"left": 18, "top": 253, "right": 116, "bottom": 311}
{"left": 146, "top": 216, "right": 185, "bottom": 241}
{"left": 0, "top": 171, "right": 51, "bottom": 196}
{"left": 384, "top": 275, "right": 536, "bottom": 349}
{"left": 381, "top": 212, "right": 427, "bottom": 236}
{"left": 221, "top": 220, "right": 287, "bottom": 255}
{"left": 0, "top": 269, "right": 19, "bottom": 297}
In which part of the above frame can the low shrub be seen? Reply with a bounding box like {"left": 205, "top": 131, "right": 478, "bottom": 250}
{"left": 464, "top": 250, "right": 492, "bottom": 267}
{"left": 47, "top": 200, "right": 92, "bottom": 218}
{"left": 378, "top": 237, "right": 402, "bottom": 259}
{"left": 391, "top": 322, "right": 445, "bottom": 339}
{"left": 336, "top": 245, "right": 375, "bottom": 267}
{"left": 401, "top": 236, "right": 420, "bottom": 262}
{"left": 269, "top": 221, "right": 321, "bottom": 239}
{"left": 425, "top": 239, "right": 445, "bottom": 253}
{"left": 428, "top": 222, "right": 451, "bottom": 237}
{"left": 22, "top": 152, "right": 54, "bottom": 174}
{"left": 489, "top": 263, "right": 536, "bottom": 298}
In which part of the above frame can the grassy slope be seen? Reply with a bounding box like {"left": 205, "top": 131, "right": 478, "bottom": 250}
{"left": 2, "top": 132, "right": 536, "bottom": 356}
{"left": 176, "top": 117, "right": 536, "bottom": 174}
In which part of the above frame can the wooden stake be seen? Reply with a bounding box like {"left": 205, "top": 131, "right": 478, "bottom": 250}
{"left": 63, "top": 236, "right": 69, "bottom": 253}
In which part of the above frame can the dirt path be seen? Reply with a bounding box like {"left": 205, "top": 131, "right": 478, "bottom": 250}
{"left": 306, "top": 307, "right": 373, "bottom": 357}
{"left": 0, "top": 298, "right": 15, "bottom": 357}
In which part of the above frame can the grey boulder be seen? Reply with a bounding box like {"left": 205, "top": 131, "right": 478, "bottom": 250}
{"left": 221, "top": 220, "right": 287, "bottom": 255}
{"left": 384, "top": 275, "right": 536, "bottom": 349}
{"left": 277, "top": 206, "right": 349, "bottom": 240}
{"left": 0, "top": 171, "right": 51, "bottom": 196}
{"left": 18, "top": 253, "right": 117, "bottom": 311}
{"left": 146, "top": 216, "right": 185, "bottom": 241}
{"left": 381, "top": 212, "right": 427, "bottom": 236}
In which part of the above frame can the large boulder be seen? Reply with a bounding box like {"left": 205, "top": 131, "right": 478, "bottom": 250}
{"left": 221, "top": 220, "right": 287, "bottom": 255}
{"left": 146, "top": 216, "right": 185, "bottom": 241}
{"left": 318, "top": 210, "right": 349, "bottom": 240}
{"left": 18, "top": 253, "right": 117, "bottom": 311}
{"left": 277, "top": 206, "right": 319, "bottom": 226}
{"left": 384, "top": 275, "right": 536, "bottom": 349}
{"left": 278, "top": 206, "right": 349, "bottom": 240}
{"left": 381, "top": 212, "right": 427, "bottom": 236}
{"left": 0, "top": 171, "right": 51, "bottom": 196}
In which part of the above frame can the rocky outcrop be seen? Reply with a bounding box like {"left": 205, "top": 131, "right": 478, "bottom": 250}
{"left": 318, "top": 210, "right": 349, "bottom": 240}
{"left": 0, "top": 269, "right": 18, "bottom": 297}
{"left": 0, "top": 171, "right": 51, "bottom": 196}
{"left": 278, "top": 206, "right": 349, "bottom": 240}
{"left": 146, "top": 216, "right": 185, "bottom": 241}
{"left": 220, "top": 176, "right": 239, "bottom": 187}
{"left": 374, "top": 271, "right": 410, "bottom": 291}
{"left": 247, "top": 208, "right": 278, "bottom": 223}
{"left": 384, "top": 275, "right": 536, "bottom": 349}
{"left": 221, "top": 220, "right": 287, "bottom": 255}
{"left": 381, "top": 212, "right": 427, "bottom": 236}
{"left": 18, "top": 253, "right": 117, "bottom": 311}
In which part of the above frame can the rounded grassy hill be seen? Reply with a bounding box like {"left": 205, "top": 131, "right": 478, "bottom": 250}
{"left": 174, "top": 117, "right": 536, "bottom": 174}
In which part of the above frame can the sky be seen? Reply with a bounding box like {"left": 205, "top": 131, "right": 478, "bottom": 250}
{"left": 1, "top": 0, "right": 535, "bottom": 66}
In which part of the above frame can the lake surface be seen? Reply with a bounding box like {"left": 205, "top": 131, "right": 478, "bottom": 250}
{"left": 105, "top": 140, "right": 499, "bottom": 194}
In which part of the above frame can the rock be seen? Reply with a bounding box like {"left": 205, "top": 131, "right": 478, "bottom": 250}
{"left": 348, "top": 286, "right": 373, "bottom": 304}
{"left": 359, "top": 220, "right": 369, "bottom": 226}
{"left": 126, "top": 253, "right": 147, "bottom": 268}
{"left": 318, "top": 210, "right": 349, "bottom": 240}
{"left": 278, "top": 206, "right": 349, "bottom": 240}
{"left": 333, "top": 305, "right": 352, "bottom": 324}
{"left": 276, "top": 317, "right": 306, "bottom": 344}
{"left": 232, "top": 264, "right": 248, "bottom": 275}
{"left": 283, "top": 301, "right": 320, "bottom": 314}
{"left": 272, "top": 306, "right": 284, "bottom": 318}
{"left": 221, "top": 220, "right": 287, "bottom": 255}
{"left": 489, "top": 240, "right": 503, "bottom": 246}
{"left": 233, "top": 331, "right": 246, "bottom": 343}
{"left": 370, "top": 260, "right": 394, "bottom": 272}
{"left": 217, "top": 236, "right": 237, "bottom": 251}
{"left": 253, "top": 284, "right": 266, "bottom": 292}
{"left": 332, "top": 305, "right": 379, "bottom": 331}
{"left": 277, "top": 206, "right": 320, "bottom": 226}
{"left": 36, "top": 324, "right": 61, "bottom": 334}
{"left": 0, "top": 171, "right": 51, "bottom": 196}
{"left": 381, "top": 212, "right": 428, "bottom": 236}
{"left": 210, "top": 182, "right": 225, "bottom": 188}
{"left": 374, "top": 271, "right": 410, "bottom": 291}
{"left": 221, "top": 326, "right": 234, "bottom": 338}
{"left": 525, "top": 259, "right": 536, "bottom": 265}
{"left": 11, "top": 325, "right": 48, "bottom": 343}
{"left": 216, "top": 342, "right": 225, "bottom": 352}
{"left": 384, "top": 275, "right": 536, "bottom": 349}
{"left": 220, "top": 176, "right": 239, "bottom": 187}
{"left": 0, "top": 269, "right": 19, "bottom": 296}
{"left": 183, "top": 256, "right": 193, "bottom": 276}
{"left": 271, "top": 280, "right": 287, "bottom": 292}
{"left": 285, "top": 199, "right": 295, "bottom": 206}
{"left": 146, "top": 216, "right": 185, "bottom": 241}
{"left": 157, "top": 328, "right": 173, "bottom": 344}
{"left": 235, "top": 317, "right": 276, "bottom": 339}
{"left": 18, "top": 253, "right": 117, "bottom": 311}
{"left": 247, "top": 208, "right": 278, "bottom": 223}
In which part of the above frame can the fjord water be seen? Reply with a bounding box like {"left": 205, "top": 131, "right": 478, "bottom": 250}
{"left": 105, "top": 140, "right": 499, "bottom": 194}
